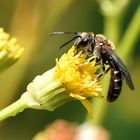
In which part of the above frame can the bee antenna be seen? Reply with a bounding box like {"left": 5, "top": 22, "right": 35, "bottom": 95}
{"left": 50, "top": 32, "right": 79, "bottom": 35}
{"left": 58, "top": 36, "right": 81, "bottom": 50}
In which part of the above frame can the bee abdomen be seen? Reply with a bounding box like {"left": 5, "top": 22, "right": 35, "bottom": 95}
{"left": 107, "top": 62, "right": 122, "bottom": 102}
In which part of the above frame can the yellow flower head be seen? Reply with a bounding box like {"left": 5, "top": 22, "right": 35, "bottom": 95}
{"left": 0, "top": 28, "right": 24, "bottom": 71}
{"left": 55, "top": 46, "right": 102, "bottom": 100}
{"left": 55, "top": 46, "right": 102, "bottom": 118}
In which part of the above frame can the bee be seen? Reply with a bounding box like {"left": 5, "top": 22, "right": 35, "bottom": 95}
{"left": 50, "top": 32, "right": 135, "bottom": 102}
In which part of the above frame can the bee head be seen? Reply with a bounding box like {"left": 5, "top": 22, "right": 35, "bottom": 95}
{"left": 74, "top": 32, "right": 94, "bottom": 47}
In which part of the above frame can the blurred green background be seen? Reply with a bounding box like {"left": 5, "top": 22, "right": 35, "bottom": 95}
{"left": 0, "top": 0, "right": 139, "bottom": 140}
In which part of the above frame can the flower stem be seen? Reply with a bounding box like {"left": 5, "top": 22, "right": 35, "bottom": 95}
{"left": 0, "top": 99, "right": 28, "bottom": 121}
{"left": 90, "top": 1, "right": 139, "bottom": 126}
{"left": 104, "top": 15, "right": 121, "bottom": 45}
{"left": 91, "top": 74, "right": 110, "bottom": 126}
{"left": 91, "top": 12, "right": 121, "bottom": 126}
{"left": 118, "top": 6, "right": 140, "bottom": 58}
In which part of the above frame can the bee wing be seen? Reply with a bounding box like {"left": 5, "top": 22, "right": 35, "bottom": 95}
{"left": 106, "top": 48, "right": 135, "bottom": 90}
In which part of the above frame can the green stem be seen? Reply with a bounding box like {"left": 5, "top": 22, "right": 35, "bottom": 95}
{"left": 0, "top": 99, "right": 28, "bottom": 121}
{"left": 91, "top": 1, "right": 139, "bottom": 126}
{"left": 92, "top": 13, "right": 121, "bottom": 126}
{"left": 118, "top": 6, "right": 140, "bottom": 58}
{"left": 91, "top": 74, "right": 110, "bottom": 126}
{"left": 104, "top": 15, "right": 121, "bottom": 45}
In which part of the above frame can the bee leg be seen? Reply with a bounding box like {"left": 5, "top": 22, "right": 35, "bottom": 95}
{"left": 81, "top": 46, "right": 91, "bottom": 55}
{"left": 81, "top": 56, "right": 96, "bottom": 65}
{"left": 74, "top": 47, "right": 79, "bottom": 56}
{"left": 87, "top": 56, "right": 96, "bottom": 62}
{"left": 95, "top": 58, "right": 101, "bottom": 65}
{"left": 81, "top": 49, "right": 86, "bottom": 54}
{"left": 74, "top": 46, "right": 83, "bottom": 56}
{"left": 84, "top": 55, "right": 100, "bottom": 64}
{"left": 97, "top": 67, "right": 110, "bottom": 81}
{"left": 100, "top": 59, "right": 106, "bottom": 72}
{"left": 97, "top": 59, "right": 110, "bottom": 81}
{"left": 87, "top": 49, "right": 93, "bottom": 55}
{"left": 89, "top": 67, "right": 110, "bottom": 86}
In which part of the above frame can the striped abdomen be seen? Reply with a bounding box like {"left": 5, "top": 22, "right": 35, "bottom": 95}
{"left": 107, "top": 61, "right": 122, "bottom": 102}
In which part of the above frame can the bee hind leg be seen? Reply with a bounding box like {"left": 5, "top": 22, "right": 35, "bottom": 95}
{"left": 97, "top": 67, "right": 110, "bottom": 81}
{"left": 89, "top": 67, "right": 110, "bottom": 86}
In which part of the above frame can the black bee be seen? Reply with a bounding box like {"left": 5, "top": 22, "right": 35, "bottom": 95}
{"left": 50, "top": 32, "right": 135, "bottom": 102}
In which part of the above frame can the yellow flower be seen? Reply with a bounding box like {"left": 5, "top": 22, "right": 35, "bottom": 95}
{"left": 56, "top": 46, "right": 102, "bottom": 99}
{"left": 0, "top": 28, "right": 24, "bottom": 71}
{"left": 24, "top": 46, "right": 102, "bottom": 118}
{"left": 0, "top": 45, "right": 102, "bottom": 121}
{"left": 55, "top": 46, "right": 102, "bottom": 118}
